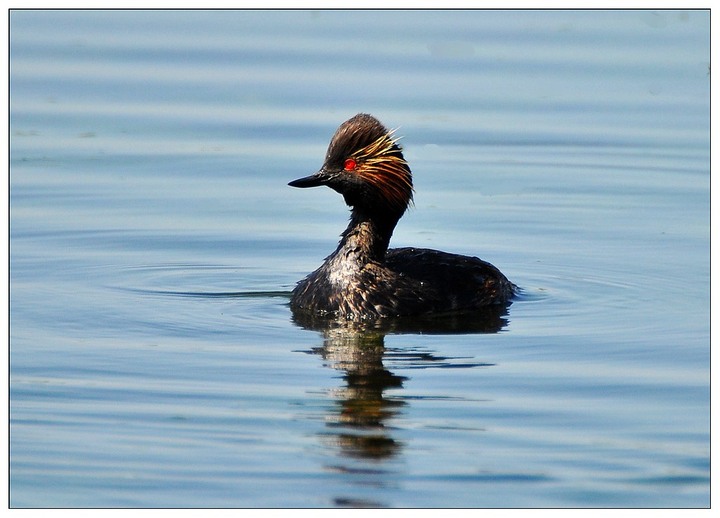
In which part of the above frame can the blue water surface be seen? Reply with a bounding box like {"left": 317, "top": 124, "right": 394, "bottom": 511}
{"left": 9, "top": 9, "right": 710, "bottom": 508}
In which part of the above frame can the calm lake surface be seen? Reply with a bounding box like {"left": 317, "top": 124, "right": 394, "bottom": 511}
{"left": 9, "top": 10, "right": 710, "bottom": 508}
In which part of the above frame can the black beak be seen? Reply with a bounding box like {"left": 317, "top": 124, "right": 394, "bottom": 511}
{"left": 288, "top": 170, "right": 327, "bottom": 188}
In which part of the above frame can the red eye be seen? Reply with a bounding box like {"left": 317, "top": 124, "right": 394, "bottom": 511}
{"left": 343, "top": 158, "right": 357, "bottom": 171}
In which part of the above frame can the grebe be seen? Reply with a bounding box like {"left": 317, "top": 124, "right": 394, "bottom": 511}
{"left": 289, "top": 113, "right": 514, "bottom": 321}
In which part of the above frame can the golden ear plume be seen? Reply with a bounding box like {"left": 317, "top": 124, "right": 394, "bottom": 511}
{"left": 353, "top": 130, "right": 414, "bottom": 213}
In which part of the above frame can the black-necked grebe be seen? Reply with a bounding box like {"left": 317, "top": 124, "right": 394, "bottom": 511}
{"left": 289, "top": 113, "right": 514, "bottom": 321}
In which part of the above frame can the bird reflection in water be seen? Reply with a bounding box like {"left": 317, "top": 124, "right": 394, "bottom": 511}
{"left": 292, "top": 306, "right": 510, "bottom": 505}
{"left": 311, "top": 327, "right": 406, "bottom": 461}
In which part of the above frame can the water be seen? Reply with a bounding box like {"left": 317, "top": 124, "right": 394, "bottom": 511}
{"left": 9, "top": 10, "right": 710, "bottom": 508}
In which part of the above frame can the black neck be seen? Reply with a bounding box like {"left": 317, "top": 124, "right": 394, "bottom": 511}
{"left": 336, "top": 209, "right": 400, "bottom": 262}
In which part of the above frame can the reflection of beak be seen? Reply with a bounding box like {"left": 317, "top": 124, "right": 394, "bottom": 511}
{"left": 288, "top": 169, "right": 328, "bottom": 188}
